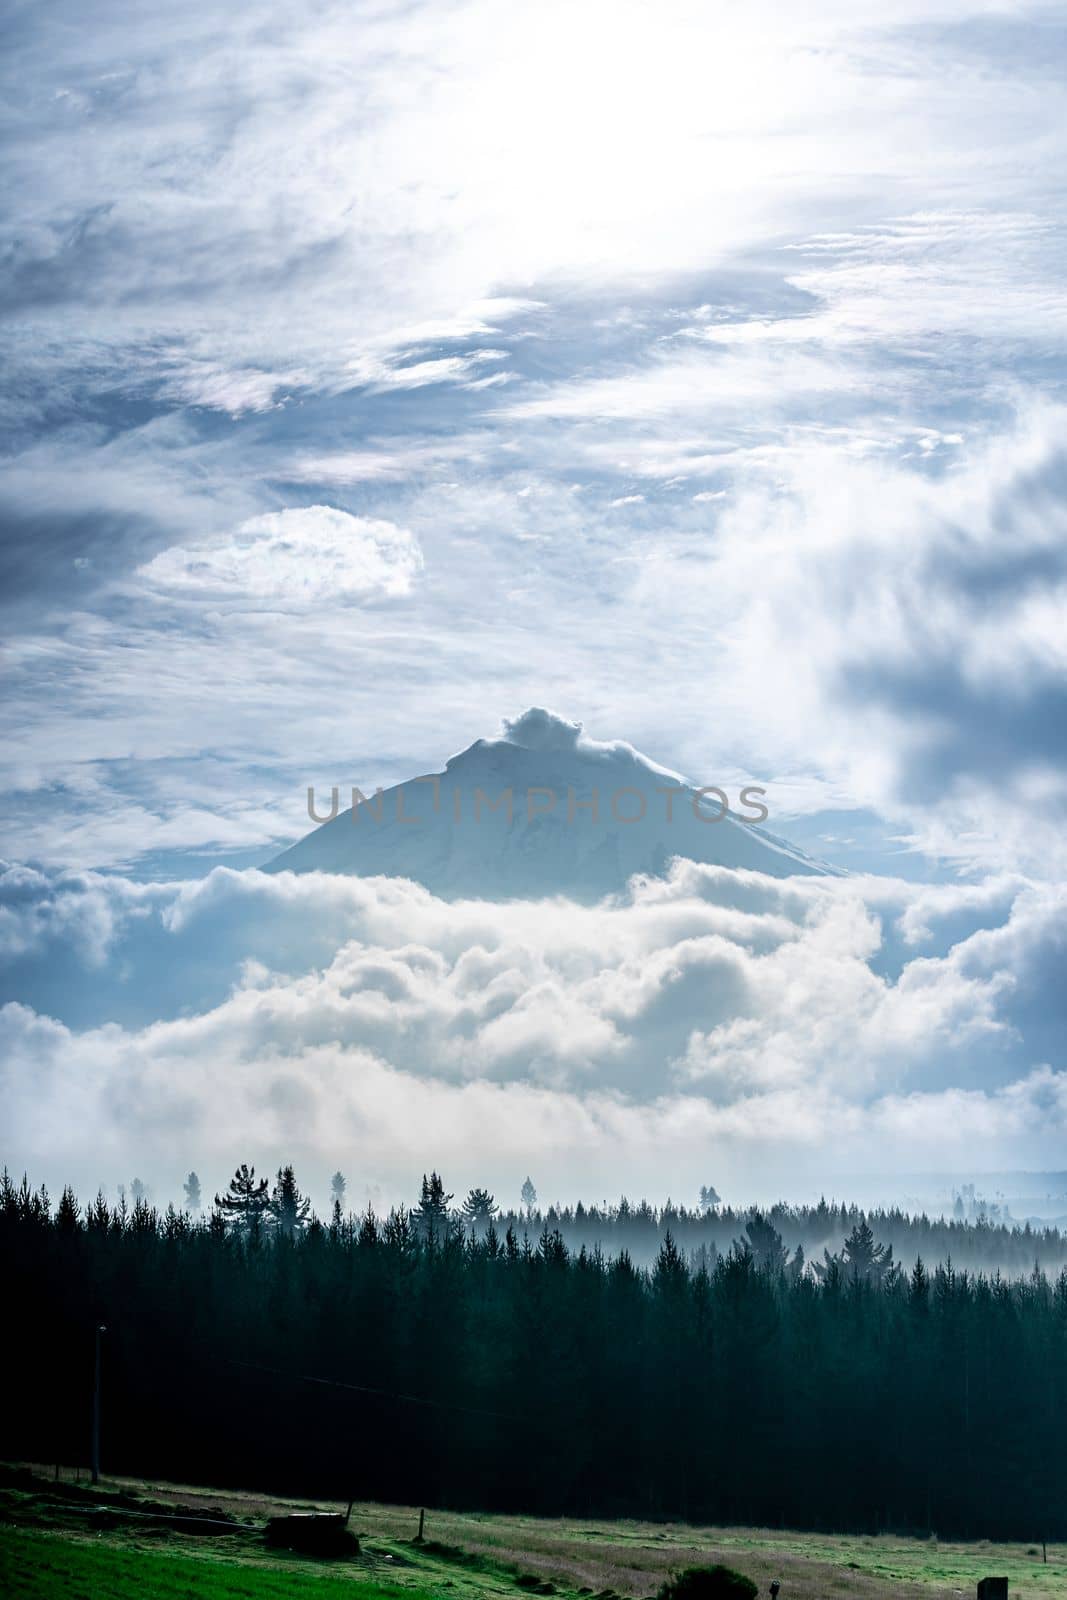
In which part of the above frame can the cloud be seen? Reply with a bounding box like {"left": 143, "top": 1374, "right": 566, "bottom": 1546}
{"left": 5, "top": 0, "right": 1065, "bottom": 414}
{"left": 2, "top": 860, "right": 1065, "bottom": 1202}
{"left": 139, "top": 506, "right": 423, "bottom": 604}
{"left": 500, "top": 708, "right": 584, "bottom": 753}
{"left": 284, "top": 436, "right": 494, "bottom": 485}
{"left": 619, "top": 406, "right": 1067, "bottom": 874}
{"left": 1, "top": 3, "right": 1066, "bottom": 951}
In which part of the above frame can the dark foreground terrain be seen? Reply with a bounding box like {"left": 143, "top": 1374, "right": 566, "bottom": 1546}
{"left": 0, "top": 1467, "right": 1062, "bottom": 1600}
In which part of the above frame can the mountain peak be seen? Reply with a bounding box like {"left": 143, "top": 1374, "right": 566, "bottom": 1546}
{"left": 267, "top": 711, "right": 834, "bottom": 899}
{"left": 448, "top": 708, "right": 686, "bottom": 787}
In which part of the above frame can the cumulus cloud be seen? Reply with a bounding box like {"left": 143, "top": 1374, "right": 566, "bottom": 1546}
{"left": 2, "top": 861, "right": 1064, "bottom": 1202}
{"left": 139, "top": 506, "right": 422, "bottom": 604}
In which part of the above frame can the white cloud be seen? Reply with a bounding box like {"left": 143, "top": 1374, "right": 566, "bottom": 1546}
{"left": 139, "top": 506, "right": 423, "bottom": 604}
{"left": 2, "top": 860, "right": 1065, "bottom": 1202}
{"left": 5, "top": 1, "right": 1064, "bottom": 410}
{"left": 285, "top": 437, "right": 493, "bottom": 484}
{"left": 2, "top": 0, "right": 1066, "bottom": 888}
{"left": 620, "top": 405, "right": 1067, "bottom": 874}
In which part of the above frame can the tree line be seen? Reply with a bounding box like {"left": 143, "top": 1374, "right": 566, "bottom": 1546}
{"left": 493, "top": 1195, "right": 1067, "bottom": 1277}
{"left": 127, "top": 1166, "right": 1067, "bottom": 1276}
{"left": 3, "top": 1164, "right": 1065, "bottom": 1539}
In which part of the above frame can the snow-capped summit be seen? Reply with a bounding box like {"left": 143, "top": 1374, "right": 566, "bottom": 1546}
{"left": 266, "top": 708, "right": 833, "bottom": 899}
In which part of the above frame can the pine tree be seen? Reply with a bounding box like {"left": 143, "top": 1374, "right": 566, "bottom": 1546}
{"left": 743, "top": 1209, "right": 788, "bottom": 1273}
{"left": 0, "top": 1168, "right": 16, "bottom": 1223}
{"left": 384, "top": 1206, "right": 417, "bottom": 1257}
{"left": 87, "top": 1189, "right": 110, "bottom": 1232}
{"left": 269, "top": 1165, "right": 312, "bottom": 1239}
{"left": 841, "top": 1218, "right": 895, "bottom": 1285}
{"left": 520, "top": 1175, "right": 537, "bottom": 1213}
{"left": 653, "top": 1230, "right": 688, "bottom": 1291}
{"left": 538, "top": 1223, "right": 569, "bottom": 1266}
{"left": 55, "top": 1185, "right": 81, "bottom": 1235}
{"left": 330, "top": 1171, "right": 346, "bottom": 1208}
{"left": 461, "top": 1187, "right": 498, "bottom": 1230}
{"left": 215, "top": 1164, "right": 270, "bottom": 1236}
{"left": 183, "top": 1171, "right": 202, "bottom": 1212}
{"left": 164, "top": 1203, "right": 189, "bottom": 1241}
{"left": 413, "top": 1172, "right": 454, "bottom": 1244}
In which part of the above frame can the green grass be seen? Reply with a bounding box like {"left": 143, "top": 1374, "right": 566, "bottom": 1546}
{"left": 3, "top": 1468, "right": 1065, "bottom": 1600}
{"left": 0, "top": 1526, "right": 414, "bottom": 1600}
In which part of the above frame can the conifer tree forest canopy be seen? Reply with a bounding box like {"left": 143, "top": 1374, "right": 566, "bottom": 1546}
{"left": 4, "top": 1167, "right": 1066, "bottom": 1540}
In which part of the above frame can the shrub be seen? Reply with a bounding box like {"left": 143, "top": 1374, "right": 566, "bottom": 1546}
{"left": 658, "top": 1566, "right": 759, "bottom": 1600}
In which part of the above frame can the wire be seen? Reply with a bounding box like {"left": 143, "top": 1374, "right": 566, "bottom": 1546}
{"left": 228, "top": 1363, "right": 537, "bottom": 1427}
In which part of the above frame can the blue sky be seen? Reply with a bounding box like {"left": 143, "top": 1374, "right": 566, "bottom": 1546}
{"left": 2, "top": 0, "right": 1067, "bottom": 1207}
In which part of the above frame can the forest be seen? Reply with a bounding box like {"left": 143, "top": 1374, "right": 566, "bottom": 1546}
{"left": 490, "top": 1194, "right": 1066, "bottom": 1276}
{"left": 3, "top": 1165, "right": 1065, "bottom": 1540}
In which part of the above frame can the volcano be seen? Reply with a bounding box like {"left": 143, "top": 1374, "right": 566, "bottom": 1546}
{"left": 266, "top": 708, "right": 834, "bottom": 899}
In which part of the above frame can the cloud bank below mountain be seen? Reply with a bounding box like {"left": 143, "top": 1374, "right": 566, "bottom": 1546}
{"left": 3, "top": 858, "right": 1064, "bottom": 1208}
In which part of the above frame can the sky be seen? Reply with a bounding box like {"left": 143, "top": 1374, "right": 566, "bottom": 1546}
{"left": 2, "top": 0, "right": 1067, "bottom": 1213}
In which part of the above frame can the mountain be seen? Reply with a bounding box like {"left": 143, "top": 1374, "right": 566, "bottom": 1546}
{"left": 265, "top": 708, "right": 834, "bottom": 899}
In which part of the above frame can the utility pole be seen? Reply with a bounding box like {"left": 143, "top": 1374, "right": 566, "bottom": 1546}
{"left": 91, "top": 1324, "right": 106, "bottom": 1484}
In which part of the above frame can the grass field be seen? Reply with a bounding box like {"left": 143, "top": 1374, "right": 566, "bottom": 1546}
{"left": 1, "top": 1467, "right": 1062, "bottom": 1600}
{"left": 0, "top": 1530, "right": 406, "bottom": 1600}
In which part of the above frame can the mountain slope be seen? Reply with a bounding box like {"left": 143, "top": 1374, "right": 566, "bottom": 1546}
{"left": 266, "top": 708, "right": 834, "bottom": 899}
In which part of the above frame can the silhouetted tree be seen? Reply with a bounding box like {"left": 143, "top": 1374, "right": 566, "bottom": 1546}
{"left": 652, "top": 1230, "right": 688, "bottom": 1295}
{"left": 743, "top": 1210, "right": 787, "bottom": 1274}
{"left": 829, "top": 1219, "right": 896, "bottom": 1286}
{"left": 413, "top": 1172, "right": 454, "bottom": 1244}
{"left": 521, "top": 1176, "right": 537, "bottom": 1212}
{"left": 461, "top": 1187, "right": 498, "bottom": 1231}
{"left": 215, "top": 1163, "right": 270, "bottom": 1236}
{"left": 56, "top": 1185, "right": 80, "bottom": 1235}
{"left": 269, "top": 1165, "right": 312, "bottom": 1238}
{"left": 183, "top": 1171, "right": 202, "bottom": 1213}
